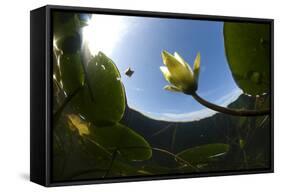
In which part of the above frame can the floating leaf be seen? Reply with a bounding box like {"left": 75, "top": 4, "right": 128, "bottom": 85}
{"left": 59, "top": 52, "right": 84, "bottom": 95}
{"left": 89, "top": 123, "right": 152, "bottom": 161}
{"left": 176, "top": 143, "right": 229, "bottom": 164}
{"left": 224, "top": 22, "right": 270, "bottom": 96}
{"left": 72, "top": 52, "right": 125, "bottom": 125}
{"left": 53, "top": 12, "right": 85, "bottom": 38}
{"left": 56, "top": 32, "right": 82, "bottom": 54}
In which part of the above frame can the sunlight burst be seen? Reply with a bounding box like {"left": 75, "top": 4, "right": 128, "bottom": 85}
{"left": 82, "top": 14, "right": 128, "bottom": 57}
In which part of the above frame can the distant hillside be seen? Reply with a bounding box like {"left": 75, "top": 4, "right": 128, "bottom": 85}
{"left": 120, "top": 94, "right": 261, "bottom": 153}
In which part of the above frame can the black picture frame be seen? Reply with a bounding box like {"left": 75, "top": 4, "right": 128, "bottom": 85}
{"left": 30, "top": 5, "right": 274, "bottom": 187}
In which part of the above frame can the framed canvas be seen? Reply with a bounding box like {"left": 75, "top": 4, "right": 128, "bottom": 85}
{"left": 30, "top": 5, "right": 274, "bottom": 187}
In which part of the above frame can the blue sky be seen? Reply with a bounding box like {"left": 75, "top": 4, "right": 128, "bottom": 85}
{"left": 82, "top": 14, "right": 242, "bottom": 122}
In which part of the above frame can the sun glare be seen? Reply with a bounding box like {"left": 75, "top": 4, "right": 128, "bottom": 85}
{"left": 82, "top": 14, "right": 128, "bottom": 57}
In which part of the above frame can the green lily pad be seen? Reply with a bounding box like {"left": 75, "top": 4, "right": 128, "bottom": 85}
{"left": 72, "top": 52, "right": 125, "bottom": 125}
{"left": 53, "top": 12, "right": 87, "bottom": 55}
{"left": 59, "top": 52, "right": 84, "bottom": 95}
{"left": 176, "top": 143, "right": 229, "bottom": 164}
{"left": 224, "top": 22, "right": 270, "bottom": 96}
{"left": 89, "top": 123, "right": 152, "bottom": 161}
{"left": 53, "top": 12, "right": 85, "bottom": 38}
{"left": 53, "top": 114, "right": 152, "bottom": 180}
{"left": 56, "top": 32, "right": 82, "bottom": 55}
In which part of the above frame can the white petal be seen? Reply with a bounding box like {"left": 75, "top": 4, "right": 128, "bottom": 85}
{"left": 164, "top": 85, "right": 181, "bottom": 92}
{"left": 161, "top": 50, "right": 174, "bottom": 66}
{"left": 160, "top": 66, "right": 181, "bottom": 86}
{"left": 160, "top": 66, "right": 172, "bottom": 83}
{"left": 174, "top": 52, "right": 193, "bottom": 73}
{"left": 193, "top": 52, "right": 201, "bottom": 83}
{"left": 160, "top": 66, "right": 169, "bottom": 74}
{"left": 162, "top": 50, "right": 193, "bottom": 82}
{"left": 174, "top": 52, "right": 186, "bottom": 65}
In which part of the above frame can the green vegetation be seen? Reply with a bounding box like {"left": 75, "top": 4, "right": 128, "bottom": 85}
{"left": 52, "top": 12, "right": 271, "bottom": 182}
{"left": 224, "top": 22, "right": 270, "bottom": 96}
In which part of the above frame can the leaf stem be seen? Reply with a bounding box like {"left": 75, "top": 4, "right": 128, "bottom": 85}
{"left": 53, "top": 86, "right": 83, "bottom": 124}
{"left": 104, "top": 148, "right": 118, "bottom": 178}
{"left": 151, "top": 147, "right": 199, "bottom": 171}
{"left": 119, "top": 146, "right": 199, "bottom": 172}
{"left": 191, "top": 92, "right": 270, "bottom": 116}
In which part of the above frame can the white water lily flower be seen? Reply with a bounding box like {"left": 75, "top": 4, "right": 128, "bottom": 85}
{"left": 160, "top": 50, "right": 201, "bottom": 94}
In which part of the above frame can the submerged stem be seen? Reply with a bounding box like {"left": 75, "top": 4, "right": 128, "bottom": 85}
{"left": 53, "top": 86, "right": 83, "bottom": 124}
{"left": 191, "top": 92, "right": 270, "bottom": 116}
